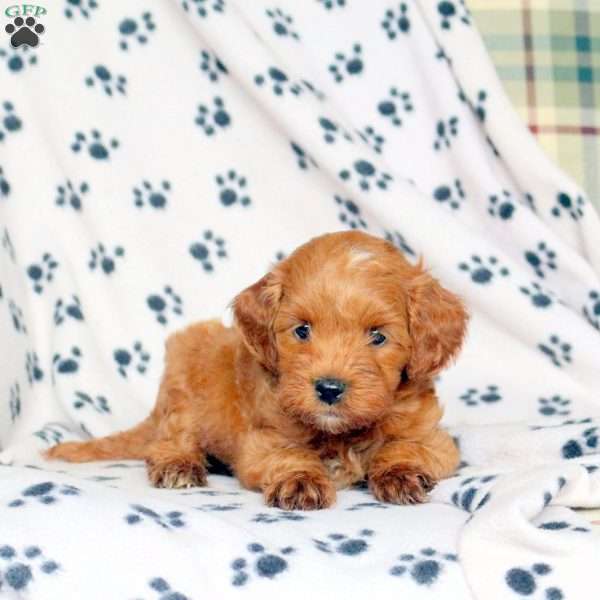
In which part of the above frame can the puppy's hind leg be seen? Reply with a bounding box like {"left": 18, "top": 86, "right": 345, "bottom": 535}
{"left": 145, "top": 387, "right": 207, "bottom": 489}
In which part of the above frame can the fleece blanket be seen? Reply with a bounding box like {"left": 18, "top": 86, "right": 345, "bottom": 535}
{"left": 1, "top": 1, "right": 600, "bottom": 599}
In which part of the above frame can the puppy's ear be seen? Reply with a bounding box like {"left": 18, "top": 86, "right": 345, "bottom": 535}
{"left": 232, "top": 273, "right": 282, "bottom": 374}
{"left": 406, "top": 266, "right": 468, "bottom": 381}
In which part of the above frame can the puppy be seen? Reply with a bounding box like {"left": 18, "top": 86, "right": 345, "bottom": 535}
{"left": 46, "top": 231, "right": 467, "bottom": 510}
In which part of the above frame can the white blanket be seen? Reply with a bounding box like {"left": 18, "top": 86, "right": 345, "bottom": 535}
{"left": 1, "top": 1, "right": 599, "bottom": 598}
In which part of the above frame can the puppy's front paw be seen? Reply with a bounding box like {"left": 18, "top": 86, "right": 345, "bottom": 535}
{"left": 264, "top": 472, "right": 336, "bottom": 510}
{"left": 369, "top": 468, "right": 435, "bottom": 504}
{"left": 146, "top": 459, "right": 207, "bottom": 489}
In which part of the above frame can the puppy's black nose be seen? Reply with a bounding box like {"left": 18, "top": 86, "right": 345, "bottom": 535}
{"left": 314, "top": 378, "right": 346, "bottom": 405}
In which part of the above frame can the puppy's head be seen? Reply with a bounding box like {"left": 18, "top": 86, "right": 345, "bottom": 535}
{"left": 233, "top": 231, "right": 467, "bottom": 434}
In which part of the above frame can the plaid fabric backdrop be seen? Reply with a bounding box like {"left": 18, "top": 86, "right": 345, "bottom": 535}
{"left": 470, "top": 0, "right": 600, "bottom": 211}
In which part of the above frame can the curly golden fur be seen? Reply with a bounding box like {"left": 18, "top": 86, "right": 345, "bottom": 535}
{"left": 46, "top": 231, "right": 468, "bottom": 509}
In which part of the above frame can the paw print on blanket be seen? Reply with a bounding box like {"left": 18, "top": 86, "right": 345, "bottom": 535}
{"left": 252, "top": 510, "right": 306, "bottom": 523}
{"left": 450, "top": 475, "right": 496, "bottom": 512}
{"left": 505, "top": 563, "right": 563, "bottom": 599}
{"left": 216, "top": 170, "right": 250, "bottom": 207}
{"left": 459, "top": 385, "right": 501, "bottom": 406}
{"left": 195, "top": 503, "right": 242, "bottom": 512}
{"left": 88, "top": 243, "right": 125, "bottom": 274}
{"left": 9, "top": 299, "right": 26, "bottom": 333}
{"left": 147, "top": 286, "right": 183, "bottom": 325}
{"left": 73, "top": 391, "right": 110, "bottom": 413}
{"left": 538, "top": 395, "right": 570, "bottom": 417}
{"left": 524, "top": 242, "right": 556, "bottom": 278}
{"left": 114, "top": 341, "right": 150, "bottom": 377}
{"left": 33, "top": 422, "right": 72, "bottom": 445}
{"left": 385, "top": 230, "right": 415, "bottom": 256}
{"left": 189, "top": 230, "right": 227, "bottom": 272}
{"left": 346, "top": 501, "right": 388, "bottom": 511}
{"left": 0, "top": 101, "right": 22, "bottom": 141}
{"left": 118, "top": 12, "right": 155, "bottom": 51}
{"left": 182, "top": 0, "right": 225, "bottom": 18}
{"left": 377, "top": 88, "right": 413, "bottom": 126}
{"left": 0, "top": 45, "right": 37, "bottom": 72}
{"left": 519, "top": 282, "right": 555, "bottom": 309}
{"left": 125, "top": 504, "right": 185, "bottom": 529}
{"left": 539, "top": 520, "right": 590, "bottom": 533}
{"left": 8, "top": 481, "right": 80, "bottom": 507}
{"left": 54, "top": 295, "right": 84, "bottom": 325}
{"left": 437, "top": 1, "right": 471, "bottom": 29}
{"left": 290, "top": 141, "right": 317, "bottom": 170}
{"left": 71, "top": 129, "right": 119, "bottom": 160}
{"left": 56, "top": 179, "right": 89, "bottom": 210}
{"left": 329, "top": 43, "right": 364, "bottom": 83}
{"left": 85, "top": 65, "right": 127, "bottom": 96}
{"left": 390, "top": 548, "right": 458, "bottom": 585}
{"left": 0, "top": 166, "right": 9, "bottom": 197}
{"left": 339, "top": 159, "right": 392, "bottom": 191}
{"left": 433, "top": 116, "right": 459, "bottom": 150}
{"left": 0, "top": 544, "right": 59, "bottom": 592}
{"left": 583, "top": 290, "right": 600, "bottom": 330}
{"left": 318, "top": 116, "right": 353, "bottom": 144}
{"left": 9, "top": 382, "right": 20, "bottom": 421}
{"left": 26, "top": 351, "right": 44, "bottom": 384}
{"left": 195, "top": 96, "right": 231, "bottom": 135}
{"left": 458, "top": 255, "right": 509, "bottom": 284}
{"left": 266, "top": 8, "right": 299, "bottom": 40}
{"left": 561, "top": 426, "right": 598, "bottom": 459}
{"left": 199, "top": 49, "right": 227, "bottom": 82}
{"left": 255, "top": 67, "right": 322, "bottom": 98}
{"left": 317, "top": 0, "right": 346, "bottom": 9}
{"left": 357, "top": 125, "right": 385, "bottom": 153}
{"left": 65, "top": 0, "right": 98, "bottom": 19}
{"left": 551, "top": 191, "right": 584, "bottom": 220}
{"left": 488, "top": 190, "right": 515, "bottom": 220}
{"left": 2, "top": 228, "right": 15, "bottom": 261}
{"left": 335, "top": 195, "right": 367, "bottom": 229}
{"left": 381, "top": 3, "right": 410, "bottom": 39}
{"left": 27, "top": 252, "right": 58, "bottom": 294}
{"left": 433, "top": 179, "right": 464, "bottom": 210}
{"left": 538, "top": 335, "right": 572, "bottom": 368}
{"left": 459, "top": 88, "right": 488, "bottom": 122}
{"left": 231, "top": 543, "right": 295, "bottom": 586}
{"left": 146, "top": 577, "right": 190, "bottom": 600}
{"left": 52, "top": 346, "right": 82, "bottom": 376}
{"left": 313, "top": 529, "right": 373, "bottom": 555}
{"left": 133, "top": 180, "right": 171, "bottom": 209}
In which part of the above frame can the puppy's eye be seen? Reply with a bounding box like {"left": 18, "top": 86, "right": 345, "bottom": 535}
{"left": 294, "top": 323, "right": 311, "bottom": 341}
{"left": 369, "top": 328, "right": 387, "bottom": 346}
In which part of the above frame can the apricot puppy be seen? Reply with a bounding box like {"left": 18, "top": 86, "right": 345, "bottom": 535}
{"left": 46, "top": 231, "right": 467, "bottom": 509}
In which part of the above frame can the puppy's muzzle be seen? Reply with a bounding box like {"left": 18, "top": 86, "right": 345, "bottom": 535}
{"left": 314, "top": 378, "right": 347, "bottom": 406}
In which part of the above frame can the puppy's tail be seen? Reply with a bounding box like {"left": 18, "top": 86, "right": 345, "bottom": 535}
{"left": 44, "top": 416, "right": 157, "bottom": 463}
